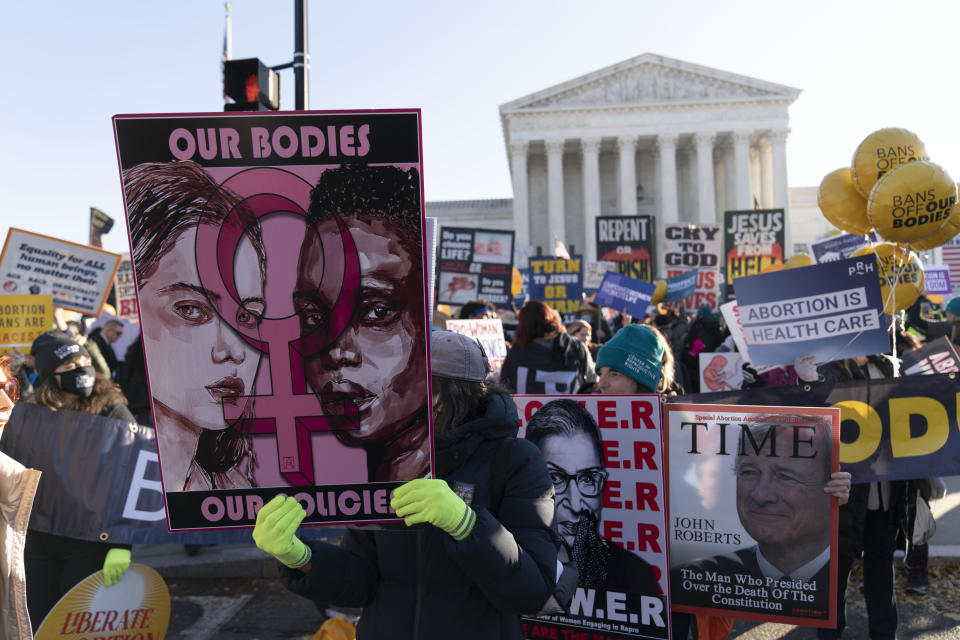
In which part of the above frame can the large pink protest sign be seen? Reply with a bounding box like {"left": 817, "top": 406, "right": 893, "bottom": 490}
{"left": 113, "top": 111, "right": 432, "bottom": 530}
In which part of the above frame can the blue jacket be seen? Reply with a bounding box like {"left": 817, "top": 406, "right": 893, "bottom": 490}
{"left": 280, "top": 392, "right": 558, "bottom": 639}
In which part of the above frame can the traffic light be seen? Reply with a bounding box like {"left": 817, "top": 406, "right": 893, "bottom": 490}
{"left": 224, "top": 58, "right": 280, "bottom": 111}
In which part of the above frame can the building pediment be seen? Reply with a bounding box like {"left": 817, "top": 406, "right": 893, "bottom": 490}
{"left": 500, "top": 53, "right": 801, "bottom": 113}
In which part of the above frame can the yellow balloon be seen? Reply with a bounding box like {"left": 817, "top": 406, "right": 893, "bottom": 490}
{"left": 913, "top": 189, "right": 960, "bottom": 250}
{"left": 867, "top": 160, "right": 956, "bottom": 244}
{"left": 784, "top": 253, "right": 813, "bottom": 270}
{"left": 759, "top": 262, "right": 786, "bottom": 274}
{"left": 511, "top": 267, "right": 523, "bottom": 297}
{"left": 651, "top": 280, "right": 667, "bottom": 303}
{"left": 850, "top": 127, "right": 927, "bottom": 197}
{"left": 818, "top": 168, "right": 872, "bottom": 234}
{"left": 850, "top": 243, "right": 924, "bottom": 313}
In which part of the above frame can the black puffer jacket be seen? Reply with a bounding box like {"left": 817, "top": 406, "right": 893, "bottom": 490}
{"left": 500, "top": 333, "right": 594, "bottom": 394}
{"left": 812, "top": 355, "right": 910, "bottom": 560}
{"left": 280, "top": 393, "right": 557, "bottom": 639}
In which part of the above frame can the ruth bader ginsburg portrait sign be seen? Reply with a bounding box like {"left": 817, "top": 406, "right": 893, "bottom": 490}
{"left": 664, "top": 403, "right": 840, "bottom": 628}
{"left": 515, "top": 395, "right": 670, "bottom": 640}
{"left": 113, "top": 111, "right": 433, "bottom": 530}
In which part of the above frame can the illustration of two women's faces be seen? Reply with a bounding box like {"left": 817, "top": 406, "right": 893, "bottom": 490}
{"left": 137, "top": 208, "right": 425, "bottom": 482}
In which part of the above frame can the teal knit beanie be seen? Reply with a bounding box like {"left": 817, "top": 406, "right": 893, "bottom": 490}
{"left": 596, "top": 325, "right": 664, "bottom": 392}
{"left": 946, "top": 296, "right": 960, "bottom": 317}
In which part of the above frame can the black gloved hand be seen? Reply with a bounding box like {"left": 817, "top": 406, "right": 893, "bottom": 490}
{"left": 571, "top": 512, "right": 612, "bottom": 588}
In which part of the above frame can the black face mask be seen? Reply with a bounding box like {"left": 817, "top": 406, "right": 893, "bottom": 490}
{"left": 58, "top": 366, "right": 95, "bottom": 397}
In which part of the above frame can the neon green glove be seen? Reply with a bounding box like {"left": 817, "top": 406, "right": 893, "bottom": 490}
{"left": 103, "top": 548, "right": 131, "bottom": 587}
{"left": 252, "top": 495, "right": 311, "bottom": 568}
{"left": 390, "top": 478, "right": 476, "bottom": 541}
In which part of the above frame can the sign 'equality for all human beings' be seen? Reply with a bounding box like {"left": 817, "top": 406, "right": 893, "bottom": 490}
{"left": 0, "top": 228, "right": 121, "bottom": 315}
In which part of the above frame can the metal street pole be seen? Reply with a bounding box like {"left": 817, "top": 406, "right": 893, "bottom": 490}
{"left": 294, "top": 0, "right": 309, "bottom": 110}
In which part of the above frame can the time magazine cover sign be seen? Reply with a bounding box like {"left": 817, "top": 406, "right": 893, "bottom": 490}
{"left": 664, "top": 403, "right": 839, "bottom": 627}
{"left": 515, "top": 395, "right": 670, "bottom": 640}
{"left": 114, "top": 111, "right": 433, "bottom": 530}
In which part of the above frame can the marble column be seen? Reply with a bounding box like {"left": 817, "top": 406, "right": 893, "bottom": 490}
{"left": 695, "top": 132, "right": 717, "bottom": 225}
{"left": 658, "top": 133, "right": 679, "bottom": 223}
{"left": 618, "top": 135, "right": 638, "bottom": 217}
{"left": 770, "top": 130, "right": 790, "bottom": 210}
{"left": 732, "top": 131, "right": 753, "bottom": 210}
{"left": 545, "top": 138, "right": 566, "bottom": 247}
{"left": 582, "top": 138, "right": 601, "bottom": 262}
{"left": 509, "top": 141, "right": 529, "bottom": 253}
{"left": 759, "top": 136, "right": 774, "bottom": 208}
{"left": 771, "top": 129, "right": 791, "bottom": 252}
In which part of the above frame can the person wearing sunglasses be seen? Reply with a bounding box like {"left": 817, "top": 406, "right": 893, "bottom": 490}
{"left": 525, "top": 398, "right": 659, "bottom": 612}
{"left": 0, "top": 354, "right": 41, "bottom": 638}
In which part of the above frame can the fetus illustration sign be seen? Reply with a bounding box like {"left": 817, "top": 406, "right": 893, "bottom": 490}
{"left": 113, "top": 111, "right": 433, "bottom": 530}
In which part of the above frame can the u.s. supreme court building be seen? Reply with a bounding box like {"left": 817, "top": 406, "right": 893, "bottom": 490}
{"left": 427, "top": 53, "right": 833, "bottom": 267}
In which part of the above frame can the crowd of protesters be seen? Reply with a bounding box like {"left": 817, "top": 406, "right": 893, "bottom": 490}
{"left": 0, "top": 287, "right": 954, "bottom": 637}
{"left": 428, "top": 292, "right": 952, "bottom": 640}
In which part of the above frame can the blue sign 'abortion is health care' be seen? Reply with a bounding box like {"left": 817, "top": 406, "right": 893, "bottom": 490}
{"left": 733, "top": 256, "right": 889, "bottom": 367}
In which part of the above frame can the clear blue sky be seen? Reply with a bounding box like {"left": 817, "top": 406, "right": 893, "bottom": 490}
{"left": 2, "top": 0, "right": 957, "bottom": 255}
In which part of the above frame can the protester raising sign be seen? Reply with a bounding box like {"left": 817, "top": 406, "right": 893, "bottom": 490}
{"left": 0, "top": 294, "right": 52, "bottom": 354}
{"left": 595, "top": 271, "right": 657, "bottom": 317}
{"left": 665, "top": 403, "right": 840, "bottom": 628}
{"left": 444, "top": 318, "right": 508, "bottom": 374}
{"left": 723, "top": 210, "right": 784, "bottom": 299}
{"left": 584, "top": 260, "right": 617, "bottom": 290}
{"left": 663, "top": 224, "right": 721, "bottom": 270}
{"left": 528, "top": 255, "right": 584, "bottom": 323}
{"left": 113, "top": 253, "right": 139, "bottom": 322}
{"left": 0, "top": 228, "right": 121, "bottom": 315}
{"left": 115, "top": 110, "right": 433, "bottom": 530}
{"left": 923, "top": 264, "right": 952, "bottom": 295}
{"left": 698, "top": 352, "right": 744, "bottom": 393}
{"left": 901, "top": 336, "right": 960, "bottom": 376}
{"left": 663, "top": 223, "right": 721, "bottom": 310}
{"left": 732, "top": 256, "right": 889, "bottom": 367}
{"left": 516, "top": 395, "right": 670, "bottom": 640}
{"left": 35, "top": 564, "right": 170, "bottom": 639}
{"left": 436, "top": 226, "right": 515, "bottom": 307}
{"left": 809, "top": 232, "right": 876, "bottom": 263}
{"left": 662, "top": 269, "right": 698, "bottom": 303}
{"left": 596, "top": 215, "right": 655, "bottom": 282}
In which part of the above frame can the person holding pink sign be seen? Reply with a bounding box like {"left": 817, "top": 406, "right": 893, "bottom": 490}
{"left": 254, "top": 331, "right": 557, "bottom": 639}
